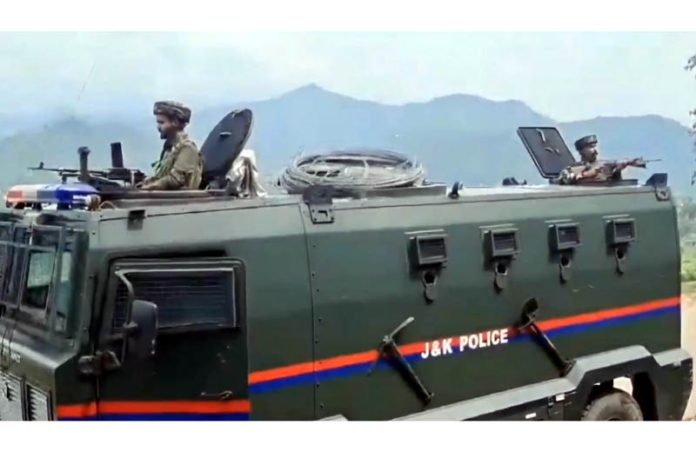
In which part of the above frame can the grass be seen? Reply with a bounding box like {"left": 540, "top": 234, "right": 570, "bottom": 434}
{"left": 682, "top": 247, "right": 696, "bottom": 282}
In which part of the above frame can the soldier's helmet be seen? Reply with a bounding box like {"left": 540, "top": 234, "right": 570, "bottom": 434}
{"left": 574, "top": 134, "right": 598, "bottom": 152}
{"left": 153, "top": 101, "right": 192, "bottom": 125}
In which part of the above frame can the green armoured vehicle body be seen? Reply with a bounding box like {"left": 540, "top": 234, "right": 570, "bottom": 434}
{"left": 0, "top": 181, "right": 691, "bottom": 420}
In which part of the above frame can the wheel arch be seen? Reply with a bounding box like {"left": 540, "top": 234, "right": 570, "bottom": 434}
{"left": 631, "top": 372, "right": 658, "bottom": 420}
{"left": 563, "top": 346, "right": 661, "bottom": 419}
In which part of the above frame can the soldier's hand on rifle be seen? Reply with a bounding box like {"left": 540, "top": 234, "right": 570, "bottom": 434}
{"left": 136, "top": 176, "right": 155, "bottom": 189}
{"left": 582, "top": 166, "right": 601, "bottom": 179}
{"left": 610, "top": 161, "right": 626, "bottom": 173}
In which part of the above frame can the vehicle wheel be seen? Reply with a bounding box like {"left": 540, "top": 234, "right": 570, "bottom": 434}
{"left": 581, "top": 388, "right": 643, "bottom": 421}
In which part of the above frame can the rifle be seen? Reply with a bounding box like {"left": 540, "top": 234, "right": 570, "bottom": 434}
{"left": 599, "top": 158, "right": 661, "bottom": 176}
{"left": 27, "top": 145, "right": 146, "bottom": 188}
{"left": 28, "top": 162, "right": 109, "bottom": 183}
{"left": 621, "top": 157, "right": 662, "bottom": 168}
{"left": 558, "top": 157, "right": 663, "bottom": 185}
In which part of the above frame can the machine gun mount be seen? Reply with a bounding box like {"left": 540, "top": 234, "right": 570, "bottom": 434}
{"left": 28, "top": 142, "right": 146, "bottom": 192}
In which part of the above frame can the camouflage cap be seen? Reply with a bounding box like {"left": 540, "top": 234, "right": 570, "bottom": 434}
{"left": 153, "top": 101, "right": 192, "bottom": 124}
{"left": 574, "top": 134, "right": 598, "bottom": 151}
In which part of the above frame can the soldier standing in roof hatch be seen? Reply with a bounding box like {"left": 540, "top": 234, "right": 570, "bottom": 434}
{"left": 558, "top": 134, "right": 646, "bottom": 184}
{"left": 139, "top": 101, "right": 203, "bottom": 190}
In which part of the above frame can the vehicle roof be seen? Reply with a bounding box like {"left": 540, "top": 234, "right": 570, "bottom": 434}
{"left": 91, "top": 182, "right": 660, "bottom": 222}
{"left": 0, "top": 182, "right": 661, "bottom": 225}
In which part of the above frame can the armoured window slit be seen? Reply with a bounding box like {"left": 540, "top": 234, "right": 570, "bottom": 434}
{"left": 558, "top": 227, "right": 578, "bottom": 243}
{"left": 415, "top": 234, "right": 448, "bottom": 267}
{"left": 493, "top": 233, "right": 517, "bottom": 253}
{"left": 112, "top": 270, "right": 236, "bottom": 332}
{"left": 557, "top": 226, "right": 579, "bottom": 247}
{"left": 487, "top": 229, "right": 519, "bottom": 259}
{"left": 550, "top": 223, "right": 581, "bottom": 253}
{"left": 615, "top": 222, "right": 635, "bottom": 241}
{"left": 419, "top": 239, "right": 446, "bottom": 260}
{"left": 608, "top": 218, "right": 636, "bottom": 246}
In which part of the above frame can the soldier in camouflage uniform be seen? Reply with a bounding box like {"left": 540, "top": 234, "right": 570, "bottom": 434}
{"left": 139, "top": 101, "right": 203, "bottom": 190}
{"left": 558, "top": 135, "right": 646, "bottom": 184}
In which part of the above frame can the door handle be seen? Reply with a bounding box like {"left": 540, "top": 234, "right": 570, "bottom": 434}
{"left": 200, "top": 390, "right": 235, "bottom": 400}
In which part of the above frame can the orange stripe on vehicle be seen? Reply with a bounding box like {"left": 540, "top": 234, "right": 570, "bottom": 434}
{"left": 315, "top": 350, "right": 380, "bottom": 372}
{"left": 248, "top": 296, "right": 680, "bottom": 385}
{"left": 57, "top": 402, "right": 98, "bottom": 418}
{"left": 58, "top": 400, "right": 250, "bottom": 418}
{"left": 98, "top": 400, "right": 250, "bottom": 414}
{"left": 538, "top": 297, "right": 680, "bottom": 331}
{"left": 248, "top": 362, "right": 316, "bottom": 384}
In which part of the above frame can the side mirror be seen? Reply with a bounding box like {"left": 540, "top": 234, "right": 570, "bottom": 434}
{"left": 128, "top": 299, "right": 159, "bottom": 360}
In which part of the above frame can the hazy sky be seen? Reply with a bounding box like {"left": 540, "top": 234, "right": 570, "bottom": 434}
{"left": 1, "top": 32, "right": 695, "bottom": 126}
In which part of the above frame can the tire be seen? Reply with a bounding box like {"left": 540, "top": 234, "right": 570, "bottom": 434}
{"left": 581, "top": 388, "right": 643, "bottom": 421}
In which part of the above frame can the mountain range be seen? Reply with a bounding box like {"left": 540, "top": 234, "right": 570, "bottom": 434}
{"left": 1, "top": 84, "right": 694, "bottom": 193}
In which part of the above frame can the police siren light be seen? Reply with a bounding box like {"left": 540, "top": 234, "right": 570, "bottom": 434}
{"left": 5, "top": 183, "right": 99, "bottom": 208}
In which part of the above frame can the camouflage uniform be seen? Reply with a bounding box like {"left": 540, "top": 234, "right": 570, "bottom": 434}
{"left": 144, "top": 132, "right": 203, "bottom": 190}
{"left": 557, "top": 134, "right": 646, "bottom": 185}
{"left": 558, "top": 160, "right": 609, "bottom": 184}
{"left": 141, "top": 101, "right": 203, "bottom": 190}
{"left": 558, "top": 135, "right": 611, "bottom": 184}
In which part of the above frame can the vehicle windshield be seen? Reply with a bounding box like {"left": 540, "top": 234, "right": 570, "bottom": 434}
{"left": 0, "top": 222, "right": 75, "bottom": 335}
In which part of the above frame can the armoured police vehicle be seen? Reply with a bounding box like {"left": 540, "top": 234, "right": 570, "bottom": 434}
{"left": 0, "top": 111, "right": 691, "bottom": 421}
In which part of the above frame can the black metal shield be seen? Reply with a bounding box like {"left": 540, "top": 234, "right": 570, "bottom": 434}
{"left": 517, "top": 127, "right": 576, "bottom": 179}
{"left": 200, "top": 109, "right": 253, "bottom": 188}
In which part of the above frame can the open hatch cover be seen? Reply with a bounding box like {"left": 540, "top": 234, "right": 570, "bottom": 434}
{"left": 517, "top": 127, "right": 576, "bottom": 179}
{"left": 200, "top": 109, "right": 253, "bottom": 188}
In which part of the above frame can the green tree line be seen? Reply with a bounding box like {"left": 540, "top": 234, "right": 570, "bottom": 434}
{"left": 679, "top": 195, "right": 696, "bottom": 281}
{"left": 689, "top": 54, "right": 696, "bottom": 134}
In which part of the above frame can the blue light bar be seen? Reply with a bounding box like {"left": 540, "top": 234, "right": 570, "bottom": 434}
{"left": 6, "top": 183, "right": 98, "bottom": 207}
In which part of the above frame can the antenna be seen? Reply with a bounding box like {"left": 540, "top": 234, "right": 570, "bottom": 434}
{"left": 69, "top": 59, "right": 97, "bottom": 117}
{"left": 76, "top": 61, "right": 97, "bottom": 105}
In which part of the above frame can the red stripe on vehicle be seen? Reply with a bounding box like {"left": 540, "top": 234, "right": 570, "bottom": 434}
{"left": 57, "top": 399, "right": 250, "bottom": 418}
{"left": 248, "top": 296, "right": 681, "bottom": 385}
{"left": 57, "top": 402, "right": 98, "bottom": 418}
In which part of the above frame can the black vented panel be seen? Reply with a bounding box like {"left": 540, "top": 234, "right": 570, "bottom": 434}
{"left": 26, "top": 386, "right": 50, "bottom": 421}
{"left": 0, "top": 372, "right": 23, "bottom": 421}
{"left": 420, "top": 239, "right": 446, "bottom": 259}
{"left": 558, "top": 226, "right": 579, "bottom": 245}
{"left": 494, "top": 233, "right": 516, "bottom": 251}
{"left": 608, "top": 219, "right": 636, "bottom": 245}
{"left": 490, "top": 230, "right": 518, "bottom": 257}
{"left": 615, "top": 222, "right": 635, "bottom": 241}
{"left": 553, "top": 223, "right": 581, "bottom": 251}
{"left": 415, "top": 234, "right": 447, "bottom": 267}
{"left": 112, "top": 270, "right": 235, "bottom": 331}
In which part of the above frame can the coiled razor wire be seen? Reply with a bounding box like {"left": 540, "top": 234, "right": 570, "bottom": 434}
{"left": 279, "top": 149, "right": 426, "bottom": 193}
